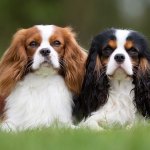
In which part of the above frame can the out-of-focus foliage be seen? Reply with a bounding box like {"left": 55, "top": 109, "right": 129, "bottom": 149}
{"left": 0, "top": 0, "right": 150, "bottom": 55}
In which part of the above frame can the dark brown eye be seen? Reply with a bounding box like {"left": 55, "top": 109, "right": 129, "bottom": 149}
{"left": 52, "top": 40, "right": 61, "bottom": 47}
{"left": 102, "top": 46, "right": 114, "bottom": 57}
{"left": 128, "top": 47, "right": 139, "bottom": 57}
{"left": 29, "top": 41, "right": 39, "bottom": 48}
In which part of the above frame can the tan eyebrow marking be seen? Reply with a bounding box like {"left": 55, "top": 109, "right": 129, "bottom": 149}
{"left": 108, "top": 40, "right": 117, "bottom": 49}
{"left": 125, "top": 40, "right": 134, "bottom": 49}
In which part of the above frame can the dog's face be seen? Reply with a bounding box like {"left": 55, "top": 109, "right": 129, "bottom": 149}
{"left": 30, "top": 25, "right": 61, "bottom": 70}
{"left": 93, "top": 29, "right": 149, "bottom": 78}
{"left": 9, "top": 25, "right": 78, "bottom": 71}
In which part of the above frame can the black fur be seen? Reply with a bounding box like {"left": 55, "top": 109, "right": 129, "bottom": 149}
{"left": 73, "top": 29, "right": 115, "bottom": 120}
{"left": 130, "top": 31, "right": 150, "bottom": 118}
{"left": 74, "top": 28, "right": 150, "bottom": 121}
{"left": 133, "top": 69, "right": 150, "bottom": 118}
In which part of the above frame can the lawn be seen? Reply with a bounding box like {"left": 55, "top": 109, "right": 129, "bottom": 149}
{"left": 0, "top": 125, "right": 150, "bottom": 150}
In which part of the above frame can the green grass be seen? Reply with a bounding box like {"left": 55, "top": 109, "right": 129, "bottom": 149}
{"left": 1, "top": 125, "right": 150, "bottom": 150}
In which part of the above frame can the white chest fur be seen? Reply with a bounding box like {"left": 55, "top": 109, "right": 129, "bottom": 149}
{"left": 98, "top": 78, "right": 136, "bottom": 125}
{"left": 2, "top": 67, "right": 73, "bottom": 131}
{"left": 84, "top": 74, "right": 138, "bottom": 130}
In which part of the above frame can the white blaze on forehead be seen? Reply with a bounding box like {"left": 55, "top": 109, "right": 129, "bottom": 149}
{"left": 115, "top": 29, "right": 130, "bottom": 47}
{"left": 36, "top": 25, "right": 55, "bottom": 41}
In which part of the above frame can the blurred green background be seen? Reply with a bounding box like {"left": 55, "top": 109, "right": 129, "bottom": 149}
{"left": 0, "top": 0, "right": 150, "bottom": 56}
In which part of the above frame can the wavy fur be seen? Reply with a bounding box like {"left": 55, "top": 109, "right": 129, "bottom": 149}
{"left": 0, "top": 30, "right": 28, "bottom": 114}
{"left": 62, "top": 27, "right": 87, "bottom": 95}
{"left": 133, "top": 35, "right": 150, "bottom": 118}
{"left": 74, "top": 40, "right": 110, "bottom": 120}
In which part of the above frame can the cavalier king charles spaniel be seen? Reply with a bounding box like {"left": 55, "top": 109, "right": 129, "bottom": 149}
{"left": 0, "top": 25, "right": 87, "bottom": 131}
{"left": 74, "top": 28, "right": 150, "bottom": 130}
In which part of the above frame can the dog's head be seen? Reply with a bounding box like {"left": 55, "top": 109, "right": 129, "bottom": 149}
{"left": 89, "top": 28, "right": 150, "bottom": 79}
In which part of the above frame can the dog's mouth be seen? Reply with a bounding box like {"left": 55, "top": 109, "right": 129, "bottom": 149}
{"left": 40, "top": 56, "right": 53, "bottom": 67}
{"left": 41, "top": 61, "right": 51, "bottom": 67}
{"left": 107, "top": 67, "right": 132, "bottom": 80}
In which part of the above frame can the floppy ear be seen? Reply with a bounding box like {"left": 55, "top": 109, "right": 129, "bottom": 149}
{"left": 0, "top": 29, "right": 28, "bottom": 98}
{"left": 133, "top": 54, "right": 150, "bottom": 118}
{"left": 73, "top": 40, "right": 110, "bottom": 120}
{"left": 62, "top": 27, "right": 87, "bottom": 95}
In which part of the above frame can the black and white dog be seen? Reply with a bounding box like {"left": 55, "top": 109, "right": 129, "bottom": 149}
{"left": 74, "top": 28, "right": 150, "bottom": 130}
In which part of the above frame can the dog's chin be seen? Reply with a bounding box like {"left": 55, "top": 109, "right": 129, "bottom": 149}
{"left": 40, "top": 61, "right": 52, "bottom": 68}
{"left": 36, "top": 60, "right": 59, "bottom": 70}
{"left": 32, "top": 61, "right": 59, "bottom": 76}
{"left": 107, "top": 67, "right": 132, "bottom": 80}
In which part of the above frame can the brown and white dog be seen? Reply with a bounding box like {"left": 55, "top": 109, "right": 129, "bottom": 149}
{"left": 0, "top": 25, "right": 87, "bottom": 131}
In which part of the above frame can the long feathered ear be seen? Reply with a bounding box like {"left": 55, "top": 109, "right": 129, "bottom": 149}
{"left": 133, "top": 54, "right": 150, "bottom": 118}
{"left": 0, "top": 29, "right": 28, "bottom": 98}
{"left": 62, "top": 27, "right": 87, "bottom": 95}
{"left": 73, "top": 40, "right": 110, "bottom": 120}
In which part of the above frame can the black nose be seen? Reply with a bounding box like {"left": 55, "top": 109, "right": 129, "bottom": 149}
{"left": 114, "top": 54, "right": 125, "bottom": 63}
{"left": 40, "top": 48, "right": 50, "bottom": 57}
